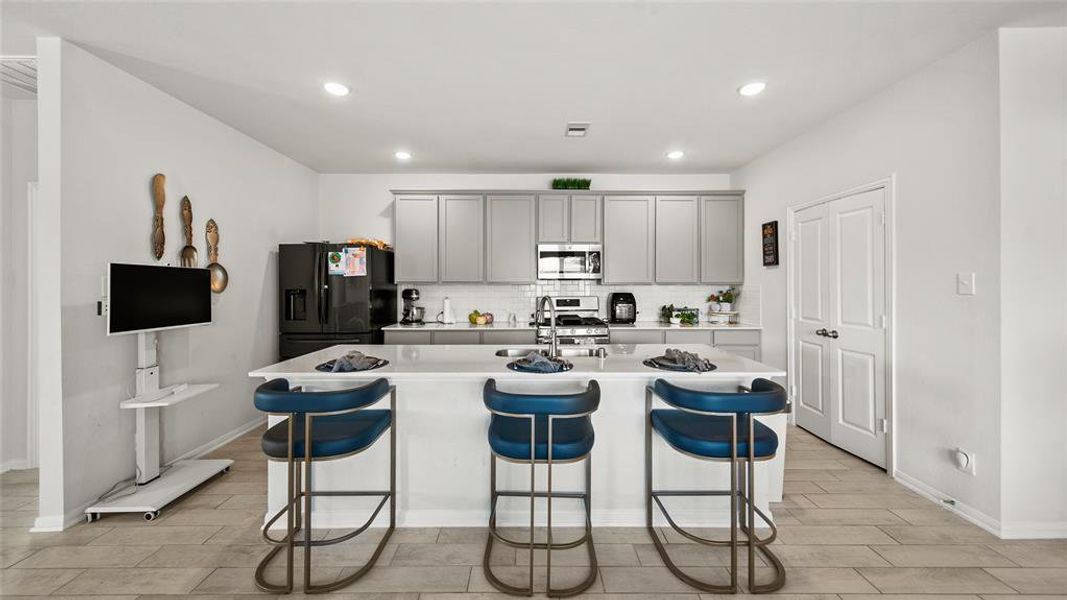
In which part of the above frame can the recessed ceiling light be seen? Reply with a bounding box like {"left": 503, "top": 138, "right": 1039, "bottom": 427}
{"left": 323, "top": 81, "right": 350, "bottom": 96}
{"left": 666, "top": 150, "right": 685, "bottom": 160}
{"left": 738, "top": 81, "right": 767, "bottom": 97}
{"left": 394, "top": 150, "right": 412, "bottom": 161}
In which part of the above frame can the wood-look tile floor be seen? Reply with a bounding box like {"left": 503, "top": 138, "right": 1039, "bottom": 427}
{"left": 2, "top": 425, "right": 1065, "bottom": 598}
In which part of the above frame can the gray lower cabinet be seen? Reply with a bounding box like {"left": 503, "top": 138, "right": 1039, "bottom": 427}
{"left": 439, "top": 195, "right": 484, "bottom": 282}
{"left": 487, "top": 195, "right": 536, "bottom": 283}
{"left": 537, "top": 194, "right": 569, "bottom": 242}
{"left": 569, "top": 195, "right": 602, "bottom": 242}
{"left": 393, "top": 195, "right": 438, "bottom": 282}
{"left": 701, "top": 194, "right": 744, "bottom": 284}
{"left": 384, "top": 330, "right": 433, "bottom": 345}
{"left": 712, "top": 329, "right": 761, "bottom": 360}
{"left": 481, "top": 330, "right": 537, "bottom": 345}
{"left": 603, "top": 195, "right": 655, "bottom": 284}
{"left": 611, "top": 329, "right": 665, "bottom": 344}
{"left": 432, "top": 330, "right": 482, "bottom": 345}
{"left": 664, "top": 329, "right": 711, "bottom": 344}
{"left": 655, "top": 195, "right": 700, "bottom": 283}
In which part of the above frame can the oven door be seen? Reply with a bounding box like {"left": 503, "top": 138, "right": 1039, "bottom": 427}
{"left": 537, "top": 244, "right": 602, "bottom": 279}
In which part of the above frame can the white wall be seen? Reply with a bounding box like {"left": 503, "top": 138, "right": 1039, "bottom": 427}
{"left": 731, "top": 35, "right": 1004, "bottom": 522}
{"left": 997, "top": 27, "right": 1067, "bottom": 538}
{"left": 35, "top": 39, "right": 319, "bottom": 528}
{"left": 317, "top": 173, "right": 731, "bottom": 243}
{"left": 0, "top": 98, "right": 37, "bottom": 471}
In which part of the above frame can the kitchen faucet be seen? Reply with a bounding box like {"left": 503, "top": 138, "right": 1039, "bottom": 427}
{"left": 535, "top": 295, "right": 558, "bottom": 358}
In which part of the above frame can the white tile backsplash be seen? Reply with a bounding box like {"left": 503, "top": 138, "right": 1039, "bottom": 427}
{"left": 398, "top": 281, "right": 760, "bottom": 325}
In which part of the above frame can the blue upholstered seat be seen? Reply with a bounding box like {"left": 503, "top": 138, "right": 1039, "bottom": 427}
{"left": 649, "top": 378, "right": 786, "bottom": 460}
{"left": 651, "top": 410, "right": 778, "bottom": 459}
{"left": 262, "top": 411, "right": 391, "bottom": 459}
{"left": 254, "top": 378, "right": 392, "bottom": 460}
{"left": 489, "top": 415, "right": 595, "bottom": 461}
{"left": 653, "top": 378, "right": 787, "bottom": 414}
{"left": 483, "top": 379, "right": 599, "bottom": 462}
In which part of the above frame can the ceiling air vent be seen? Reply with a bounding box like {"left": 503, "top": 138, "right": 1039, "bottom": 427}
{"left": 564, "top": 121, "right": 590, "bottom": 137}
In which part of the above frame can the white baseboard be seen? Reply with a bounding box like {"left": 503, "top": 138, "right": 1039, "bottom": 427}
{"left": 999, "top": 521, "right": 1067, "bottom": 539}
{"left": 32, "top": 416, "right": 265, "bottom": 532}
{"left": 1, "top": 459, "right": 29, "bottom": 473}
{"left": 893, "top": 469, "right": 1002, "bottom": 537}
{"left": 170, "top": 416, "right": 265, "bottom": 464}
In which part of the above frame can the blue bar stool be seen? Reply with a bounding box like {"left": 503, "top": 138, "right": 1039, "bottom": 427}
{"left": 482, "top": 379, "right": 600, "bottom": 597}
{"left": 646, "top": 378, "right": 788, "bottom": 594}
{"left": 253, "top": 378, "right": 396, "bottom": 594}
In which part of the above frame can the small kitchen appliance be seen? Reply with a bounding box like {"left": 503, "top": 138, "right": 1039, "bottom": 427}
{"left": 609, "top": 292, "right": 637, "bottom": 324}
{"left": 534, "top": 296, "right": 610, "bottom": 345}
{"left": 537, "top": 244, "right": 602, "bottom": 280}
{"left": 401, "top": 288, "right": 424, "bottom": 325}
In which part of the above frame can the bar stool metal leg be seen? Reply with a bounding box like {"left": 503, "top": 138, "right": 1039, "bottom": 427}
{"left": 645, "top": 386, "right": 787, "bottom": 594}
{"left": 254, "top": 386, "right": 397, "bottom": 594}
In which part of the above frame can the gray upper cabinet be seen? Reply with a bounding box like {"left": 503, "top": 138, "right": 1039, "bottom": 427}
{"left": 537, "top": 194, "right": 602, "bottom": 243}
{"left": 655, "top": 195, "right": 700, "bottom": 283}
{"left": 603, "top": 195, "right": 655, "bottom": 284}
{"left": 394, "top": 194, "right": 439, "bottom": 282}
{"left": 486, "top": 195, "right": 536, "bottom": 283}
{"left": 569, "top": 195, "right": 602, "bottom": 242}
{"left": 537, "top": 194, "right": 569, "bottom": 242}
{"left": 439, "top": 194, "right": 484, "bottom": 282}
{"left": 700, "top": 194, "right": 744, "bottom": 284}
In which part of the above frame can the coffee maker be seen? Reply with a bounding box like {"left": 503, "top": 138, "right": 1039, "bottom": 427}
{"left": 400, "top": 288, "right": 424, "bottom": 325}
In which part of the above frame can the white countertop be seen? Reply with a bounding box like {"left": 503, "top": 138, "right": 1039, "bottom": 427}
{"left": 250, "top": 344, "right": 785, "bottom": 381}
{"left": 384, "top": 321, "right": 761, "bottom": 332}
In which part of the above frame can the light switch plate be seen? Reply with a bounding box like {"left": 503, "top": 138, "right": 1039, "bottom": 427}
{"left": 956, "top": 272, "right": 976, "bottom": 296}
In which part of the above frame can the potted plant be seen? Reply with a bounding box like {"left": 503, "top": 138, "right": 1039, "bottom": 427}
{"left": 707, "top": 287, "right": 740, "bottom": 313}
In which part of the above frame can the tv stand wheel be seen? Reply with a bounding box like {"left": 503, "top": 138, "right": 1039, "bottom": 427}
{"left": 86, "top": 513, "right": 100, "bottom": 523}
{"left": 223, "top": 466, "right": 231, "bottom": 473}
{"left": 144, "top": 511, "right": 159, "bottom": 521}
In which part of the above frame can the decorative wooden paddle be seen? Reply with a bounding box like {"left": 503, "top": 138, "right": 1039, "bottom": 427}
{"left": 151, "top": 174, "right": 166, "bottom": 259}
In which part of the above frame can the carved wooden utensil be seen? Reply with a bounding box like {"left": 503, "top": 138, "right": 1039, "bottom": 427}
{"left": 206, "top": 219, "right": 228, "bottom": 293}
{"left": 179, "top": 196, "right": 198, "bottom": 267}
{"left": 151, "top": 174, "right": 166, "bottom": 259}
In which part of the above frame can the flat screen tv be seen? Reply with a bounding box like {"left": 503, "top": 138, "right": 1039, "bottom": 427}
{"left": 107, "top": 263, "right": 212, "bottom": 335}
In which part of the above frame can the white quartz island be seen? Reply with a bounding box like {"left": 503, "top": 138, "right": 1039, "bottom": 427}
{"left": 250, "top": 344, "right": 787, "bottom": 529}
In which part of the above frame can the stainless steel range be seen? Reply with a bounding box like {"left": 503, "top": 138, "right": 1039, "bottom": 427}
{"left": 533, "top": 296, "right": 610, "bottom": 345}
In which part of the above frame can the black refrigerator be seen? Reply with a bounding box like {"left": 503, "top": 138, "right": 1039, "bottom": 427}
{"left": 278, "top": 243, "right": 396, "bottom": 360}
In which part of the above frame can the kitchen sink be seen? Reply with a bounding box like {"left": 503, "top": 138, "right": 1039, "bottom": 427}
{"left": 495, "top": 347, "right": 608, "bottom": 358}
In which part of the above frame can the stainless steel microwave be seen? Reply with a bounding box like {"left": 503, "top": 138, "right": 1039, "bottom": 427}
{"left": 537, "top": 244, "right": 602, "bottom": 280}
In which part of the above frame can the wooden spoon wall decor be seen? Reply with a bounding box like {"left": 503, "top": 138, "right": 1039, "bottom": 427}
{"left": 179, "top": 196, "right": 198, "bottom": 267}
{"left": 151, "top": 173, "right": 166, "bottom": 259}
{"left": 205, "top": 219, "right": 229, "bottom": 293}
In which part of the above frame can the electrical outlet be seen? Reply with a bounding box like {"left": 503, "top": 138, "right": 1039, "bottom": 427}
{"left": 953, "top": 447, "right": 976, "bottom": 476}
{"left": 956, "top": 272, "right": 976, "bottom": 296}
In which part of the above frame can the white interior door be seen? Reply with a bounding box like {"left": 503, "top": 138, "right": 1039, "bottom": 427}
{"left": 794, "top": 203, "right": 832, "bottom": 441}
{"left": 793, "top": 186, "right": 888, "bottom": 468}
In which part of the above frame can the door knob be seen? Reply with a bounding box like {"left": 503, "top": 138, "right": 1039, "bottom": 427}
{"left": 815, "top": 328, "right": 828, "bottom": 337}
{"left": 828, "top": 330, "right": 839, "bottom": 339}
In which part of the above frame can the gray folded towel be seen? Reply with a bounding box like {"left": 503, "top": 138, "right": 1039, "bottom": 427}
{"left": 331, "top": 351, "right": 383, "bottom": 372}
{"left": 654, "top": 348, "right": 715, "bottom": 372}
{"left": 516, "top": 351, "right": 565, "bottom": 373}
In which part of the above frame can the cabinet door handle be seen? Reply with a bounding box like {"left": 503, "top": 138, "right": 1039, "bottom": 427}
{"left": 828, "top": 330, "right": 839, "bottom": 339}
{"left": 815, "top": 328, "right": 828, "bottom": 337}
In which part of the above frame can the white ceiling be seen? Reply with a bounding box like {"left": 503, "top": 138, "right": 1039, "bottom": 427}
{"left": 2, "top": 1, "right": 1059, "bottom": 173}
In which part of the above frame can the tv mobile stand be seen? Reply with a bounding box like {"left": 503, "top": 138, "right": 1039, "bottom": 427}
{"left": 85, "top": 331, "right": 232, "bottom": 522}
